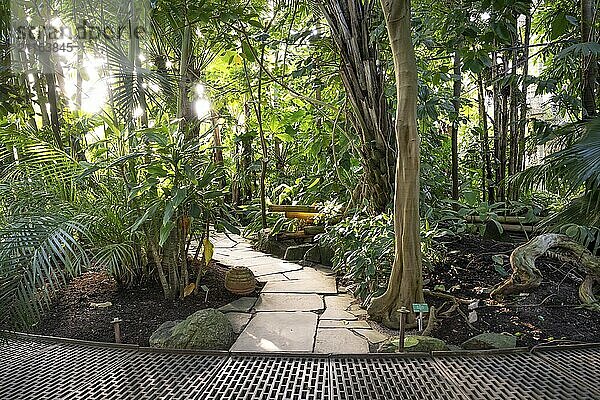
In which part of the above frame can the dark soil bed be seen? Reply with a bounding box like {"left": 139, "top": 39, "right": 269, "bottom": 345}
{"left": 31, "top": 263, "right": 256, "bottom": 346}
{"left": 419, "top": 234, "right": 600, "bottom": 347}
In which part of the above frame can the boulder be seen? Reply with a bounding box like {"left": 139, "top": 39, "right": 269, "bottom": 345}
{"left": 149, "top": 309, "right": 235, "bottom": 350}
{"left": 461, "top": 333, "right": 517, "bottom": 350}
{"left": 303, "top": 245, "right": 321, "bottom": 263}
{"left": 378, "top": 335, "right": 448, "bottom": 353}
{"left": 404, "top": 335, "right": 449, "bottom": 352}
{"left": 319, "top": 245, "right": 335, "bottom": 267}
{"left": 284, "top": 244, "right": 314, "bottom": 261}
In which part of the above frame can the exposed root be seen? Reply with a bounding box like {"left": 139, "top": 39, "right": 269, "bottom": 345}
{"left": 422, "top": 306, "right": 437, "bottom": 336}
{"left": 491, "top": 233, "right": 600, "bottom": 307}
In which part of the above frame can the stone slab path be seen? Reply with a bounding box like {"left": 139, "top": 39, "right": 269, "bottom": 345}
{"left": 209, "top": 232, "right": 387, "bottom": 354}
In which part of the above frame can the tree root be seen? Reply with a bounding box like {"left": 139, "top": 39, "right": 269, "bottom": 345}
{"left": 491, "top": 233, "right": 600, "bottom": 307}
{"left": 422, "top": 306, "right": 437, "bottom": 336}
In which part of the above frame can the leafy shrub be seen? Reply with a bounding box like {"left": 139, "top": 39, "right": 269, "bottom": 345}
{"left": 318, "top": 211, "right": 448, "bottom": 304}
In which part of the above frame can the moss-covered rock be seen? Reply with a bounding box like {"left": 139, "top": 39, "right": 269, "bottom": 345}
{"left": 461, "top": 332, "right": 517, "bottom": 350}
{"left": 378, "top": 335, "right": 448, "bottom": 353}
{"left": 149, "top": 308, "right": 235, "bottom": 350}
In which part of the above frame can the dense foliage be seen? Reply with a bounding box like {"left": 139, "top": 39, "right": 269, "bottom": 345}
{"left": 1, "top": 0, "right": 599, "bottom": 328}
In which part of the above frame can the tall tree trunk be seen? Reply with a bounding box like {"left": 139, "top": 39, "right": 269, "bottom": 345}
{"left": 478, "top": 75, "right": 494, "bottom": 203}
{"left": 451, "top": 51, "right": 461, "bottom": 201}
{"left": 321, "top": 0, "right": 396, "bottom": 212}
{"left": 508, "top": 28, "right": 519, "bottom": 200}
{"left": 492, "top": 51, "right": 501, "bottom": 202}
{"left": 45, "top": 71, "right": 62, "bottom": 149}
{"left": 517, "top": 13, "right": 531, "bottom": 173}
{"left": 581, "top": 0, "right": 597, "bottom": 118}
{"left": 368, "top": 0, "right": 424, "bottom": 328}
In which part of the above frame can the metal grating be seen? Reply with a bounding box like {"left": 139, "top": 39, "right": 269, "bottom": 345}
{"left": 75, "top": 351, "right": 226, "bottom": 400}
{"left": 2, "top": 336, "right": 600, "bottom": 400}
{"left": 202, "top": 356, "right": 330, "bottom": 400}
{"left": 534, "top": 345, "right": 600, "bottom": 394}
{"left": 0, "top": 338, "right": 137, "bottom": 400}
{"left": 330, "top": 356, "right": 467, "bottom": 400}
{"left": 434, "top": 352, "right": 600, "bottom": 400}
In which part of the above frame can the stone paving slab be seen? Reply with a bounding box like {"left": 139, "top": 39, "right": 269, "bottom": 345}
{"left": 248, "top": 262, "right": 304, "bottom": 277}
{"left": 262, "top": 278, "right": 337, "bottom": 294}
{"left": 283, "top": 267, "right": 330, "bottom": 281}
{"left": 314, "top": 328, "right": 369, "bottom": 354}
{"left": 319, "top": 319, "right": 370, "bottom": 329}
{"left": 255, "top": 273, "right": 290, "bottom": 282}
{"left": 231, "top": 312, "right": 318, "bottom": 353}
{"left": 254, "top": 294, "right": 324, "bottom": 312}
{"left": 225, "top": 312, "right": 252, "bottom": 334}
{"left": 219, "top": 297, "right": 257, "bottom": 313}
{"left": 324, "top": 294, "right": 354, "bottom": 310}
{"left": 352, "top": 329, "right": 388, "bottom": 344}
{"left": 320, "top": 308, "right": 358, "bottom": 320}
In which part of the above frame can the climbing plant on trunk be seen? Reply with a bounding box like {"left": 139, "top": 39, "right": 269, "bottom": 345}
{"left": 367, "top": 0, "right": 424, "bottom": 328}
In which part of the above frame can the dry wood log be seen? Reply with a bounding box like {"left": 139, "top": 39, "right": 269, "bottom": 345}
{"left": 491, "top": 234, "right": 600, "bottom": 306}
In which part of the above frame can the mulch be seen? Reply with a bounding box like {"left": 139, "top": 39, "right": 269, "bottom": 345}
{"left": 31, "top": 263, "right": 253, "bottom": 346}
{"left": 423, "top": 234, "right": 600, "bottom": 347}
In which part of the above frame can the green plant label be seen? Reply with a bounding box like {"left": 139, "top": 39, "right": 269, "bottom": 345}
{"left": 412, "top": 303, "right": 429, "bottom": 313}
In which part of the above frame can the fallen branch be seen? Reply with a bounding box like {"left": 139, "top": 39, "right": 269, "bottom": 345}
{"left": 491, "top": 234, "right": 600, "bottom": 307}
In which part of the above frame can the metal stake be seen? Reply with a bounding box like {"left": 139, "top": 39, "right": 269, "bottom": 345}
{"left": 112, "top": 317, "right": 122, "bottom": 344}
{"left": 397, "top": 307, "right": 410, "bottom": 353}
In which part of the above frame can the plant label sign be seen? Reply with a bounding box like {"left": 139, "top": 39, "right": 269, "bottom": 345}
{"left": 412, "top": 303, "right": 429, "bottom": 313}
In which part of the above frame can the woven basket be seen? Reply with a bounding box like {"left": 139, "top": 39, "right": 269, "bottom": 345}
{"left": 225, "top": 266, "right": 257, "bottom": 295}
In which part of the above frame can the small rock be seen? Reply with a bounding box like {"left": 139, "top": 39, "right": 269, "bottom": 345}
{"left": 90, "top": 302, "right": 112, "bottom": 308}
{"left": 468, "top": 300, "right": 480, "bottom": 310}
{"left": 468, "top": 310, "right": 478, "bottom": 323}
{"left": 149, "top": 309, "right": 235, "bottom": 350}
{"left": 461, "top": 332, "right": 517, "bottom": 350}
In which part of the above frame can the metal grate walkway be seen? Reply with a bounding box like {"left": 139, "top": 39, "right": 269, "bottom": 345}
{"left": 1, "top": 334, "right": 599, "bottom": 399}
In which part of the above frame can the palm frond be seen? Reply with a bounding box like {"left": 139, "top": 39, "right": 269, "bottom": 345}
{"left": 0, "top": 212, "right": 90, "bottom": 329}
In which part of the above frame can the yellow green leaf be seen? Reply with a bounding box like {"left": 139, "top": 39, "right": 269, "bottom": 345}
{"left": 203, "top": 238, "right": 214, "bottom": 263}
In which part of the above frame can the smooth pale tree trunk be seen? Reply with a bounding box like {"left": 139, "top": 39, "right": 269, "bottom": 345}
{"left": 367, "top": 0, "right": 424, "bottom": 328}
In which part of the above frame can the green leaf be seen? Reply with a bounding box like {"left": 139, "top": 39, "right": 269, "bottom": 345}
{"left": 131, "top": 202, "right": 159, "bottom": 232}
{"left": 221, "top": 219, "right": 241, "bottom": 235}
{"left": 159, "top": 221, "right": 175, "bottom": 247}
{"left": 275, "top": 133, "right": 294, "bottom": 143}
{"left": 241, "top": 41, "right": 256, "bottom": 62}
{"left": 148, "top": 164, "right": 168, "bottom": 177}
{"left": 163, "top": 188, "right": 188, "bottom": 225}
